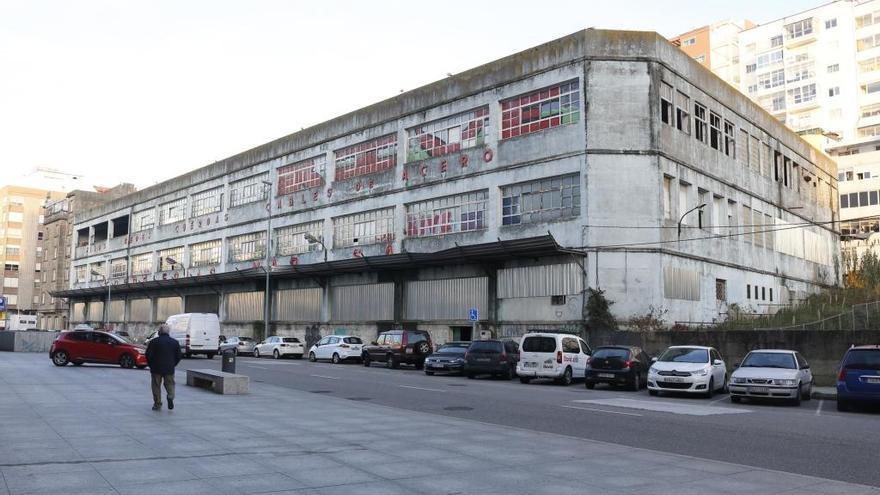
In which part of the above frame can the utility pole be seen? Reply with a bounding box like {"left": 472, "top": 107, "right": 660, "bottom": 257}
{"left": 262, "top": 180, "right": 273, "bottom": 342}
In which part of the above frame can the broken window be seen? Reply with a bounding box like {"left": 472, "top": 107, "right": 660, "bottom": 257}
{"left": 675, "top": 91, "right": 690, "bottom": 133}
{"left": 191, "top": 187, "right": 223, "bottom": 218}
{"left": 333, "top": 208, "right": 395, "bottom": 248}
{"left": 158, "top": 198, "right": 187, "bottom": 225}
{"left": 694, "top": 102, "right": 708, "bottom": 144}
{"left": 660, "top": 82, "right": 674, "bottom": 125}
{"left": 710, "top": 111, "right": 722, "bottom": 151}
{"left": 189, "top": 240, "right": 221, "bottom": 268}
{"left": 407, "top": 107, "right": 489, "bottom": 161}
{"left": 229, "top": 174, "right": 269, "bottom": 208}
{"left": 334, "top": 135, "right": 397, "bottom": 181}
{"left": 406, "top": 190, "right": 489, "bottom": 237}
{"left": 501, "top": 80, "right": 580, "bottom": 139}
{"left": 277, "top": 156, "right": 325, "bottom": 195}
{"left": 502, "top": 174, "right": 580, "bottom": 226}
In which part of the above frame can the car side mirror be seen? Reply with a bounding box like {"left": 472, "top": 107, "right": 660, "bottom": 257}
{"left": 733, "top": 362, "right": 740, "bottom": 369}
{"left": 651, "top": 357, "right": 658, "bottom": 363}
{"left": 803, "top": 364, "right": 811, "bottom": 370}
{"left": 371, "top": 341, "right": 378, "bottom": 346}
{"left": 713, "top": 359, "right": 723, "bottom": 366}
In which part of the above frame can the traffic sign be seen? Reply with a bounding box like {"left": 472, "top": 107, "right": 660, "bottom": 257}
{"left": 0, "top": 296, "right": 6, "bottom": 311}
{"left": 469, "top": 308, "right": 478, "bottom": 321}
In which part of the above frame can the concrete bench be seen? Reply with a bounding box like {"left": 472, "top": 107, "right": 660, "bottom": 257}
{"left": 186, "top": 369, "right": 249, "bottom": 395}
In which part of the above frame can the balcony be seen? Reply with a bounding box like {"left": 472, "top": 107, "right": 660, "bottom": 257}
{"left": 785, "top": 18, "right": 817, "bottom": 48}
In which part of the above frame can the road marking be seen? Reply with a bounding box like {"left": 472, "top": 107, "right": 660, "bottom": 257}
{"left": 561, "top": 405, "right": 643, "bottom": 417}
{"left": 310, "top": 374, "right": 340, "bottom": 380}
{"left": 571, "top": 398, "right": 751, "bottom": 416}
{"left": 815, "top": 400, "right": 824, "bottom": 416}
{"left": 399, "top": 385, "right": 446, "bottom": 393}
{"left": 249, "top": 366, "right": 271, "bottom": 370}
{"left": 708, "top": 395, "right": 729, "bottom": 405}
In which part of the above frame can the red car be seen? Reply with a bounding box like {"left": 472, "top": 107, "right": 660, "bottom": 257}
{"left": 50, "top": 330, "right": 148, "bottom": 369}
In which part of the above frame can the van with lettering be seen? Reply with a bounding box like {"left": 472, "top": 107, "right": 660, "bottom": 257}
{"left": 516, "top": 332, "right": 591, "bottom": 386}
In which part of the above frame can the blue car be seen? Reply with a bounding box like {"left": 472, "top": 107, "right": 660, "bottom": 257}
{"left": 837, "top": 345, "right": 880, "bottom": 412}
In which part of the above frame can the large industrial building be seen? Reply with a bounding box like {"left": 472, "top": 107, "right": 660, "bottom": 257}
{"left": 53, "top": 29, "right": 840, "bottom": 345}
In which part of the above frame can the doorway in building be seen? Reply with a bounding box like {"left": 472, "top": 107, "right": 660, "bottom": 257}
{"left": 450, "top": 326, "right": 472, "bottom": 342}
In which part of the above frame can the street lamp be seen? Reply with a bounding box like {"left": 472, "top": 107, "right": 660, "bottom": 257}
{"left": 678, "top": 203, "right": 706, "bottom": 239}
{"left": 90, "top": 269, "right": 110, "bottom": 329}
{"left": 304, "top": 232, "right": 328, "bottom": 262}
{"left": 262, "top": 180, "right": 273, "bottom": 341}
{"left": 164, "top": 256, "right": 182, "bottom": 274}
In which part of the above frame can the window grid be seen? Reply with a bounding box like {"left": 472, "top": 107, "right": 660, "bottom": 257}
{"left": 788, "top": 84, "right": 816, "bottom": 105}
{"left": 709, "top": 112, "right": 722, "bottom": 151}
{"left": 758, "top": 69, "right": 785, "bottom": 89}
{"left": 132, "top": 209, "right": 155, "bottom": 232}
{"left": 228, "top": 232, "right": 266, "bottom": 262}
{"left": 857, "top": 33, "right": 880, "bottom": 51}
{"left": 158, "top": 246, "right": 184, "bottom": 272}
{"left": 275, "top": 221, "right": 323, "bottom": 256}
{"left": 334, "top": 135, "right": 397, "bottom": 181}
{"left": 191, "top": 187, "right": 223, "bottom": 218}
{"left": 660, "top": 82, "right": 674, "bottom": 125}
{"left": 333, "top": 208, "right": 395, "bottom": 248}
{"left": 859, "top": 56, "right": 880, "bottom": 73}
{"left": 694, "top": 103, "right": 707, "bottom": 144}
{"left": 158, "top": 198, "right": 187, "bottom": 225}
{"left": 75, "top": 265, "right": 87, "bottom": 283}
{"left": 130, "top": 253, "right": 152, "bottom": 276}
{"left": 229, "top": 174, "right": 269, "bottom": 208}
{"left": 189, "top": 240, "right": 222, "bottom": 268}
{"left": 502, "top": 174, "right": 581, "bottom": 226}
{"left": 785, "top": 18, "right": 813, "bottom": 39}
{"left": 675, "top": 91, "right": 690, "bottom": 134}
{"left": 407, "top": 107, "right": 489, "bottom": 162}
{"left": 90, "top": 262, "right": 105, "bottom": 281}
{"left": 501, "top": 80, "right": 580, "bottom": 139}
{"left": 724, "top": 120, "right": 736, "bottom": 158}
{"left": 110, "top": 258, "right": 127, "bottom": 279}
{"left": 405, "top": 191, "right": 489, "bottom": 238}
{"left": 277, "top": 156, "right": 325, "bottom": 195}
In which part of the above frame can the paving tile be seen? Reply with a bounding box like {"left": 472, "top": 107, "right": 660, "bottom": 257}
{"left": 114, "top": 479, "right": 219, "bottom": 495}
{"left": 794, "top": 481, "right": 880, "bottom": 495}
{"left": 92, "top": 458, "right": 200, "bottom": 485}
{"left": 315, "top": 480, "right": 427, "bottom": 495}
{"left": 287, "top": 466, "right": 379, "bottom": 488}
{"left": 203, "top": 472, "right": 305, "bottom": 494}
{"left": 3, "top": 468, "right": 110, "bottom": 495}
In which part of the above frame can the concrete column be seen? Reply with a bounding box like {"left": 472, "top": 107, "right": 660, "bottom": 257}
{"left": 321, "top": 281, "right": 331, "bottom": 323}
{"left": 107, "top": 220, "right": 114, "bottom": 240}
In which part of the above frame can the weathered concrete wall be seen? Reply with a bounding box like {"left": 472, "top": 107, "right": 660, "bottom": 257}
{"left": 589, "top": 328, "right": 880, "bottom": 386}
{"left": 0, "top": 331, "right": 59, "bottom": 353}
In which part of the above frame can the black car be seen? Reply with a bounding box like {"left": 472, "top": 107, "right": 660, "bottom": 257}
{"left": 585, "top": 345, "right": 651, "bottom": 391}
{"left": 424, "top": 342, "right": 470, "bottom": 376}
{"left": 362, "top": 329, "right": 434, "bottom": 369}
{"left": 464, "top": 340, "right": 520, "bottom": 379}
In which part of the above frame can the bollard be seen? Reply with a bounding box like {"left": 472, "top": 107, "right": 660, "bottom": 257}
{"left": 222, "top": 349, "right": 236, "bottom": 374}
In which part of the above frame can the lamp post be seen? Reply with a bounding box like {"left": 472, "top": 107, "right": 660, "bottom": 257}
{"left": 90, "top": 269, "right": 110, "bottom": 329}
{"left": 164, "top": 256, "right": 183, "bottom": 275}
{"left": 678, "top": 203, "right": 707, "bottom": 239}
{"left": 304, "top": 232, "right": 327, "bottom": 262}
{"left": 262, "top": 180, "right": 273, "bottom": 341}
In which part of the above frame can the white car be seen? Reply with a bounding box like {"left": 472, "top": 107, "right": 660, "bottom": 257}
{"left": 516, "top": 332, "right": 592, "bottom": 385}
{"left": 308, "top": 335, "right": 364, "bottom": 363}
{"left": 729, "top": 349, "right": 813, "bottom": 405}
{"left": 648, "top": 346, "right": 727, "bottom": 397}
{"left": 253, "top": 336, "right": 304, "bottom": 359}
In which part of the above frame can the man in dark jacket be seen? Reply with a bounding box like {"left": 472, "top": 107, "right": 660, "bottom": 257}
{"left": 145, "top": 324, "right": 182, "bottom": 411}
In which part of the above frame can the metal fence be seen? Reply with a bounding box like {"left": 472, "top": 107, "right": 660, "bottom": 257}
{"left": 754, "top": 300, "right": 880, "bottom": 332}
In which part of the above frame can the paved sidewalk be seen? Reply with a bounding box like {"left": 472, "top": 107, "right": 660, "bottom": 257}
{"left": 0, "top": 353, "right": 875, "bottom": 495}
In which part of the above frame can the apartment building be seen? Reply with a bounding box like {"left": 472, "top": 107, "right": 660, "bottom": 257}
{"left": 0, "top": 186, "right": 64, "bottom": 327}
{"left": 54, "top": 30, "right": 839, "bottom": 344}
{"left": 36, "top": 184, "right": 136, "bottom": 330}
{"left": 670, "top": 19, "right": 755, "bottom": 87}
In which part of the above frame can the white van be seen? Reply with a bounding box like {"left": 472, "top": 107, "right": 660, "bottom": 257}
{"left": 165, "top": 313, "right": 221, "bottom": 358}
{"left": 516, "top": 332, "right": 592, "bottom": 385}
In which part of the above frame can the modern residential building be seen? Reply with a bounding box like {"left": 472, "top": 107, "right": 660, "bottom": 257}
{"left": 670, "top": 19, "right": 755, "bottom": 87}
{"left": 672, "top": 1, "right": 880, "bottom": 267}
{"left": 36, "top": 184, "right": 136, "bottom": 330}
{"left": 53, "top": 29, "right": 839, "bottom": 345}
{"left": 0, "top": 185, "right": 65, "bottom": 327}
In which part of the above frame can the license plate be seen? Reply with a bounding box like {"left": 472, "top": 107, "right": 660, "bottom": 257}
{"left": 865, "top": 377, "right": 880, "bottom": 384}
{"left": 524, "top": 362, "right": 537, "bottom": 368}
{"left": 665, "top": 377, "right": 684, "bottom": 383}
{"left": 476, "top": 358, "right": 491, "bottom": 362}
{"left": 405, "top": 348, "right": 413, "bottom": 354}
{"left": 598, "top": 373, "right": 615, "bottom": 378}
{"left": 749, "top": 386, "right": 769, "bottom": 393}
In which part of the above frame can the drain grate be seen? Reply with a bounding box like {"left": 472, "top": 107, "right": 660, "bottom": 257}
{"left": 346, "top": 397, "right": 372, "bottom": 401}
{"left": 443, "top": 406, "right": 474, "bottom": 411}
{"left": 310, "top": 390, "right": 333, "bottom": 394}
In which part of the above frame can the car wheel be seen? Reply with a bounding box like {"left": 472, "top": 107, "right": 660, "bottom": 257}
{"left": 119, "top": 354, "right": 135, "bottom": 369}
{"left": 705, "top": 378, "right": 715, "bottom": 398}
{"left": 253, "top": 348, "right": 260, "bottom": 358}
{"left": 386, "top": 355, "right": 399, "bottom": 369}
{"left": 519, "top": 377, "right": 531, "bottom": 384}
{"left": 649, "top": 389, "right": 658, "bottom": 396}
{"left": 273, "top": 350, "right": 280, "bottom": 360}
{"left": 731, "top": 395, "right": 741, "bottom": 403}
{"left": 630, "top": 373, "right": 641, "bottom": 392}
{"left": 585, "top": 382, "right": 595, "bottom": 390}
{"left": 792, "top": 384, "right": 802, "bottom": 406}
{"left": 362, "top": 355, "right": 371, "bottom": 367}
{"left": 425, "top": 371, "right": 434, "bottom": 376}
{"left": 52, "top": 351, "right": 70, "bottom": 366}
{"left": 331, "top": 353, "right": 341, "bottom": 364}
{"left": 557, "top": 367, "right": 573, "bottom": 386}
{"left": 309, "top": 352, "right": 317, "bottom": 362}
{"left": 721, "top": 375, "right": 729, "bottom": 394}
{"left": 206, "top": 353, "right": 215, "bottom": 360}
{"left": 802, "top": 381, "right": 812, "bottom": 401}
{"left": 837, "top": 399, "right": 850, "bottom": 412}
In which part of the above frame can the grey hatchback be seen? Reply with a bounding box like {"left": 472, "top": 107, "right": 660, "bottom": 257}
{"left": 464, "top": 340, "right": 520, "bottom": 379}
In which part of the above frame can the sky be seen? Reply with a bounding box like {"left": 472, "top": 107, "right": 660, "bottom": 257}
{"left": 0, "top": 0, "right": 823, "bottom": 191}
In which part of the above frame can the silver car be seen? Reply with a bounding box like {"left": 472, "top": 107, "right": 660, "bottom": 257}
{"left": 729, "top": 349, "right": 813, "bottom": 405}
{"left": 220, "top": 336, "right": 256, "bottom": 356}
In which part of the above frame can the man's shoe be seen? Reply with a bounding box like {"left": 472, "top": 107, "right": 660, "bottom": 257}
{"left": 167, "top": 398, "right": 174, "bottom": 410}
{"left": 152, "top": 404, "right": 161, "bottom": 411}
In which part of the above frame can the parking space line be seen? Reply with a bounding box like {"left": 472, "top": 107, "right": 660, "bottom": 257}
{"left": 310, "top": 374, "right": 340, "bottom": 380}
{"left": 815, "top": 400, "right": 824, "bottom": 416}
{"left": 561, "top": 405, "right": 643, "bottom": 417}
{"left": 399, "top": 385, "right": 446, "bottom": 393}
{"left": 709, "top": 395, "right": 730, "bottom": 405}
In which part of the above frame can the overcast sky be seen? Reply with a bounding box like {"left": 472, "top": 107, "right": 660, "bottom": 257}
{"left": 0, "top": 0, "right": 821, "bottom": 191}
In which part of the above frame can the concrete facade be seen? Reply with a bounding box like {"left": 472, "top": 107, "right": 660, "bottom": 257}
{"left": 57, "top": 30, "right": 839, "bottom": 345}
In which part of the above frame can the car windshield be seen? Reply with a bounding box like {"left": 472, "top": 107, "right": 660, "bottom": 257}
{"left": 659, "top": 348, "right": 709, "bottom": 363}
{"left": 282, "top": 338, "right": 300, "bottom": 343}
{"left": 593, "top": 348, "right": 630, "bottom": 359}
{"left": 240, "top": 337, "right": 253, "bottom": 342}
{"left": 740, "top": 352, "right": 796, "bottom": 369}
{"left": 522, "top": 336, "right": 557, "bottom": 353}
{"left": 436, "top": 344, "right": 468, "bottom": 354}
{"left": 344, "top": 337, "right": 363, "bottom": 344}
{"left": 843, "top": 350, "right": 880, "bottom": 370}
{"left": 111, "top": 334, "right": 131, "bottom": 344}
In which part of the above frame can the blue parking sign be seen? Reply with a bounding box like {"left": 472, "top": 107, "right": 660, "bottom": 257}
{"left": 469, "top": 308, "right": 478, "bottom": 321}
{"left": 0, "top": 296, "right": 6, "bottom": 311}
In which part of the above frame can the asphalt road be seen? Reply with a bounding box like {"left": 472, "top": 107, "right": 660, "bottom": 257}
{"left": 179, "top": 355, "right": 880, "bottom": 487}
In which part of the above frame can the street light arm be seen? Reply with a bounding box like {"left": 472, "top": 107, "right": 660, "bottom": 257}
{"left": 678, "top": 203, "right": 706, "bottom": 238}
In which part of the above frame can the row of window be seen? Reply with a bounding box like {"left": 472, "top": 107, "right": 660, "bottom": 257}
{"left": 840, "top": 190, "right": 880, "bottom": 208}
{"left": 746, "top": 284, "right": 774, "bottom": 302}
{"left": 76, "top": 174, "right": 582, "bottom": 279}
{"left": 838, "top": 169, "right": 872, "bottom": 182}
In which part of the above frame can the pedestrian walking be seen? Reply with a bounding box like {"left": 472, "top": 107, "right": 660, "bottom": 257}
{"left": 145, "top": 324, "right": 182, "bottom": 411}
